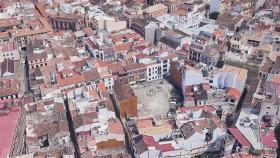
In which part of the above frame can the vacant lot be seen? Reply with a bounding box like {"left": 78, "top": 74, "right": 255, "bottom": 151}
{"left": 132, "top": 79, "right": 174, "bottom": 120}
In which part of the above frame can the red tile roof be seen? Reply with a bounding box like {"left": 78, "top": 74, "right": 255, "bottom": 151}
{"left": 228, "top": 128, "right": 251, "bottom": 146}
{"left": 143, "top": 135, "right": 156, "bottom": 147}
{"left": 85, "top": 38, "right": 97, "bottom": 49}
{"left": 143, "top": 135, "right": 174, "bottom": 152}
{"left": 0, "top": 42, "right": 15, "bottom": 52}
{"left": 134, "top": 45, "right": 148, "bottom": 51}
{"left": 272, "top": 75, "right": 280, "bottom": 84}
{"left": 114, "top": 42, "right": 132, "bottom": 52}
{"left": 160, "top": 52, "right": 178, "bottom": 61}
{"left": 56, "top": 70, "right": 85, "bottom": 87}
{"left": 261, "top": 129, "right": 278, "bottom": 148}
{"left": 108, "top": 63, "right": 126, "bottom": 75}
{"left": 35, "top": 2, "right": 48, "bottom": 18}
{"left": 83, "top": 28, "right": 95, "bottom": 36}
{"left": 185, "top": 86, "right": 193, "bottom": 96}
{"left": 178, "top": 105, "right": 214, "bottom": 113}
{"left": 185, "top": 96, "right": 195, "bottom": 101}
{"left": 0, "top": 106, "right": 21, "bottom": 158}
{"left": 136, "top": 118, "right": 154, "bottom": 129}
{"left": 108, "top": 121, "right": 124, "bottom": 135}
{"left": 135, "top": 53, "right": 149, "bottom": 59}
{"left": 227, "top": 88, "right": 241, "bottom": 100}
{"left": 82, "top": 69, "right": 100, "bottom": 82}
{"left": 155, "top": 143, "right": 174, "bottom": 152}
{"left": 223, "top": 152, "right": 253, "bottom": 158}
{"left": 97, "top": 82, "right": 107, "bottom": 92}
{"left": 72, "top": 60, "right": 87, "bottom": 69}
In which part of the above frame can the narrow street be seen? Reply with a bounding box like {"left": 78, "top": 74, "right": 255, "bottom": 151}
{"left": 20, "top": 46, "right": 30, "bottom": 95}
{"left": 64, "top": 99, "right": 81, "bottom": 158}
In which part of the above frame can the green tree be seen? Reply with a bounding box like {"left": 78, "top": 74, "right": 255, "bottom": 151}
{"left": 274, "top": 123, "right": 280, "bottom": 157}
{"left": 209, "top": 12, "right": 219, "bottom": 20}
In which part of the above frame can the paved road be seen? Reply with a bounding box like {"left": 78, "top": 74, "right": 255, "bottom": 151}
{"left": 20, "top": 48, "right": 29, "bottom": 94}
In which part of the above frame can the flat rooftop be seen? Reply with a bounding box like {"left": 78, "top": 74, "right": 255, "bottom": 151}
{"left": 0, "top": 106, "right": 20, "bottom": 158}
{"left": 132, "top": 79, "right": 175, "bottom": 120}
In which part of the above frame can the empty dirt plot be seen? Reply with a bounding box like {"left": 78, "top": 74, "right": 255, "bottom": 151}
{"left": 132, "top": 79, "right": 174, "bottom": 120}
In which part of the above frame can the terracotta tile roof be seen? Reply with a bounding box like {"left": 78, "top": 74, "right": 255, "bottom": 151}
{"left": 227, "top": 88, "right": 241, "bottom": 100}
{"left": 62, "top": 47, "right": 79, "bottom": 57}
{"left": 35, "top": 2, "right": 48, "bottom": 18}
{"left": 185, "top": 86, "right": 193, "bottom": 96}
{"left": 124, "top": 63, "right": 146, "bottom": 72}
{"left": 82, "top": 69, "right": 100, "bottom": 82}
{"left": 113, "top": 42, "right": 132, "bottom": 52}
{"left": 56, "top": 70, "right": 85, "bottom": 87}
{"left": 144, "top": 3, "right": 167, "bottom": 13}
{"left": 261, "top": 129, "right": 278, "bottom": 148}
{"left": 0, "top": 41, "right": 14, "bottom": 52}
{"left": 160, "top": 52, "right": 178, "bottom": 61}
{"left": 28, "top": 50, "right": 48, "bottom": 61}
{"left": 11, "top": 17, "right": 52, "bottom": 38}
{"left": 223, "top": 152, "right": 253, "bottom": 158}
{"left": 94, "top": 60, "right": 110, "bottom": 68}
{"left": 113, "top": 84, "right": 135, "bottom": 102}
{"left": 135, "top": 53, "right": 149, "bottom": 59}
{"left": 136, "top": 118, "right": 154, "bottom": 129}
{"left": 223, "top": 65, "right": 248, "bottom": 82}
{"left": 72, "top": 59, "right": 87, "bottom": 69}
{"left": 134, "top": 45, "right": 148, "bottom": 51}
{"left": 228, "top": 128, "right": 251, "bottom": 146}
{"left": 112, "top": 32, "right": 139, "bottom": 43}
{"left": 155, "top": 143, "right": 174, "bottom": 152}
{"left": 97, "top": 82, "right": 107, "bottom": 92}
{"left": 0, "top": 32, "right": 9, "bottom": 39}
{"left": 143, "top": 135, "right": 156, "bottom": 147}
{"left": 108, "top": 63, "right": 126, "bottom": 75}
{"left": 178, "top": 105, "right": 215, "bottom": 113}
{"left": 108, "top": 121, "right": 124, "bottom": 135}
{"left": 85, "top": 38, "right": 97, "bottom": 49}
{"left": 272, "top": 75, "right": 280, "bottom": 84}
{"left": 0, "top": 79, "right": 20, "bottom": 97}
{"left": 0, "top": 106, "right": 21, "bottom": 158}
{"left": 83, "top": 28, "right": 95, "bottom": 36}
{"left": 0, "top": 18, "right": 20, "bottom": 28}
{"left": 185, "top": 96, "right": 195, "bottom": 101}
